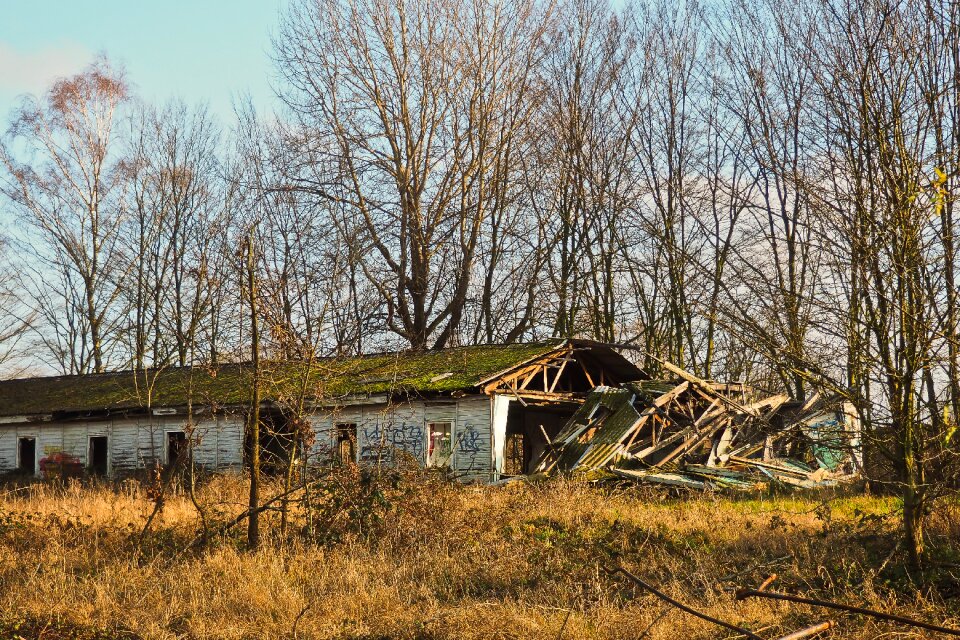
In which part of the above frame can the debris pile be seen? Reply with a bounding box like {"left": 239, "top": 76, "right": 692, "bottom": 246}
{"left": 533, "top": 361, "right": 861, "bottom": 490}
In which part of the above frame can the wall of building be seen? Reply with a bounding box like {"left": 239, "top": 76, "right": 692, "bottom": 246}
{"left": 0, "top": 397, "right": 496, "bottom": 481}
{"left": 0, "top": 414, "right": 244, "bottom": 476}
{"left": 306, "top": 395, "right": 494, "bottom": 482}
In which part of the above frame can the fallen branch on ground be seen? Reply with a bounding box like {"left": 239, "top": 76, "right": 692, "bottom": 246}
{"left": 602, "top": 565, "right": 763, "bottom": 640}
{"left": 736, "top": 588, "right": 960, "bottom": 636}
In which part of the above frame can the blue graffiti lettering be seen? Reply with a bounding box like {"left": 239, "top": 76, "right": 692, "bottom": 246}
{"left": 360, "top": 423, "right": 425, "bottom": 461}
{"left": 454, "top": 424, "right": 485, "bottom": 471}
{"left": 457, "top": 426, "right": 482, "bottom": 454}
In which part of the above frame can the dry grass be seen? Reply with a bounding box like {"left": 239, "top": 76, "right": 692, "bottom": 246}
{"left": 0, "top": 472, "right": 957, "bottom": 640}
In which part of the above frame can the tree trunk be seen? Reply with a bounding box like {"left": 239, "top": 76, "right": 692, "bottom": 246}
{"left": 246, "top": 230, "right": 261, "bottom": 550}
{"left": 902, "top": 471, "right": 924, "bottom": 570}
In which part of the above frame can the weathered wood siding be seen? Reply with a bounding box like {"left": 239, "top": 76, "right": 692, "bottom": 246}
{"left": 306, "top": 396, "right": 494, "bottom": 482}
{"left": 453, "top": 397, "right": 493, "bottom": 482}
{"left": 0, "top": 399, "right": 494, "bottom": 481}
{"left": 0, "top": 414, "right": 244, "bottom": 476}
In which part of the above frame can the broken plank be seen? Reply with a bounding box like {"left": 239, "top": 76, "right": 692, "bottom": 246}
{"left": 621, "top": 381, "right": 690, "bottom": 452}
{"left": 611, "top": 468, "right": 709, "bottom": 489}
{"left": 659, "top": 359, "right": 761, "bottom": 417}
{"left": 728, "top": 456, "right": 812, "bottom": 477}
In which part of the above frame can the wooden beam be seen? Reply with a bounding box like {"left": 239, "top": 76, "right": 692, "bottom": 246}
{"left": 483, "top": 349, "right": 568, "bottom": 393}
{"left": 578, "top": 359, "right": 595, "bottom": 388}
{"left": 660, "top": 359, "right": 761, "bottom": 417}
{"left": 519, "top": 365, "right": 542, "bottom": 390}
{"left": 508, "top": 389, "right": 584, "bottom": 400}
{"left": 548, "top": 358, "right": 570, "bottom": 393}
{"left": 621, "top": 381, "right": 690, "bottom": 452}
{"left": 477, "top": 344, "right": 573, "bottom": 388}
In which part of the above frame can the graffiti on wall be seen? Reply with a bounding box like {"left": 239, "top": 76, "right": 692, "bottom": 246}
{"left": 346, "top": 420, "right": 488, "bottom": 472}
{"left": 312, "top": 438, "right": 335, "bottom": 460}
{"left": 454, "top": 424, "right": 485, "bottom": 471}
{"left": 360, "top": 423, "right": 425, "bottom": 461}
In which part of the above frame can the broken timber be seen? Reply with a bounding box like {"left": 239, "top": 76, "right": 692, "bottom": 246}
{"left": 531, "top": 357, "right": 861, "bottom": 490}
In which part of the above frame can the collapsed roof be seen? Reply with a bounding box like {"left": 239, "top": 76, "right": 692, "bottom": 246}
{"left": 533, "top": 361, "right": 861, "bottom": 490}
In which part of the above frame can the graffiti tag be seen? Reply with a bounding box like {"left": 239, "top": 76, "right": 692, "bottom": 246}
{"left": 360, "top": 422, "right": 425, "bottom": 461}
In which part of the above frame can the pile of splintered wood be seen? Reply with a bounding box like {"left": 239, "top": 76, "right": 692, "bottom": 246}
{"left": 532, "top": 361, "right": 861, "bottom": 491}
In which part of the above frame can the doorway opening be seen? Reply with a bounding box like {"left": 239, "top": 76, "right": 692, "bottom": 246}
{"left": 167, "top": 431, "right": 187, "bottom": 468}
{"left": 89, "top": 436, "right": 109, "bottom": 477}
{"left": 504, "top": 404, "right": 577, "bottom": 474}
{"left": 335, "top": 423, "right": 357, "bottom": 464}
{"left": 17, "top": 437, "right": 36, "bottom": 475}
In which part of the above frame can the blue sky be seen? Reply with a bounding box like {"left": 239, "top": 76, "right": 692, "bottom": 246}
{"left": 0, "top": 0, "right": 285, "bottom": 124}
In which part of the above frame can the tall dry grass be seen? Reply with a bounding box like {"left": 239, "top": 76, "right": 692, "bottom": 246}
{"left": 0, "top": 472, "right": 956, "bottom": 639}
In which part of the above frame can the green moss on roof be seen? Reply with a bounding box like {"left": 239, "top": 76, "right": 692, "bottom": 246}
{"left": 0, "top": 341, "right": 566, "bottom": 417}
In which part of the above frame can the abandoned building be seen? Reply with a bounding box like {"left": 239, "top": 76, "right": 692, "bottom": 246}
{"left": 0, "top": 340, "right": 647, "bottom": 482}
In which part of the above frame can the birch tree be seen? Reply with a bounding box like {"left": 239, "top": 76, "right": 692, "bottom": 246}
{"left": 0, "top": 58, "right": 131, "bottom": 373}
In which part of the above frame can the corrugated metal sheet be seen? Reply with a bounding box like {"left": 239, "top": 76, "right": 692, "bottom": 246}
{"left": 557, "top": 389, "right": 640, "bottom": 470}
{"left": 538, "top": 387, "right": 635, "bottom": 472}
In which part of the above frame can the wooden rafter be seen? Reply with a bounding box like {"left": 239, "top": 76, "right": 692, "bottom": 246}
{"left": 547, "top": 357, "right": 570, "bottom": 393}
{"left": 621, "top": 381, "right": 690, "bottom": 452}
{"left": 484, "top": 346, "right": 579, "bottom": 395}
{"left": 518, "top": 366, "right": 542, "bottom": 390}
{"left": 578, "top": 359, "right": 595, "bottom": 387}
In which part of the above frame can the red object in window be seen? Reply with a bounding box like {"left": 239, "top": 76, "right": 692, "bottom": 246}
{"left": 39, "top": 451, "right": 84, "bottom": 479}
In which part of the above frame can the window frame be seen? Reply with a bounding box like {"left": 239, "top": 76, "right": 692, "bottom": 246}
{"left": 425, "top": 421, "right": 453, "bottom": 468}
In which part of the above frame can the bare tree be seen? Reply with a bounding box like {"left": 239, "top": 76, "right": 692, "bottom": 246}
{"left": 123, "top": 100, "right": 223, "bottom": 370}
{"left": 0, "top": 57, "right": 132, "bottom": 374}
{"left": 0, "top": 237, "right": 34, "bottom": 375}
{"left": 274, "top": 0, "right": 552, "bottom": 350}
{"left": 711, "top": 0, "right": 822, "bottom": 398}
{"left": 627, "top": 0, "right": 714, "bottom": 372}
{"left": 527, "top": 0, "right": 643, "bottom": 343}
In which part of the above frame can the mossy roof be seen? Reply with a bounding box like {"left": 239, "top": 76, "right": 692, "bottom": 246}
{"left": 0, "top": 341, "right": 571, "bottom": 417}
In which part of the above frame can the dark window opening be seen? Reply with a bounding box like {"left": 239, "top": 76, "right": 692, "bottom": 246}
{"left": 167, "top": 431, "right": 187, "bottom": 468}
{"left": 89, "top": 436, "right": 109, "bottom": 477}
{"left": 336, "top": 423, "right": 357, "bottom": 464}
{"left": 248, "top": 412, "right": 300, "bottom": 473}
{"left": 17, "top": 437, "right": 36, "bottom": 475}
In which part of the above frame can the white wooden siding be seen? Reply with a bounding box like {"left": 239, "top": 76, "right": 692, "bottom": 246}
{"left": 0, "top": 413, "right": 245, "bottom": 476}
{"left": 305, "top": 396, "right": 495, "bottom": 481}
{"left": 0, "top": 398, "right": 495, "bottom": 481}
{"left": 0, "top": 426, "right": 20, "bottom": 470}
{"left": 111, "top": 420, "right": 139, "bottom": 470}
{"left": 352, "top": 401, "right": 426, "bottom": 464}
{"left": 453, "top": 397, "right": 492, "bottom": 482}
{"left": 215, "top": 415, "right": 245, "bottom": 468}
{"left": 305, "top": 414, "right": 334, "bottom": 463}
